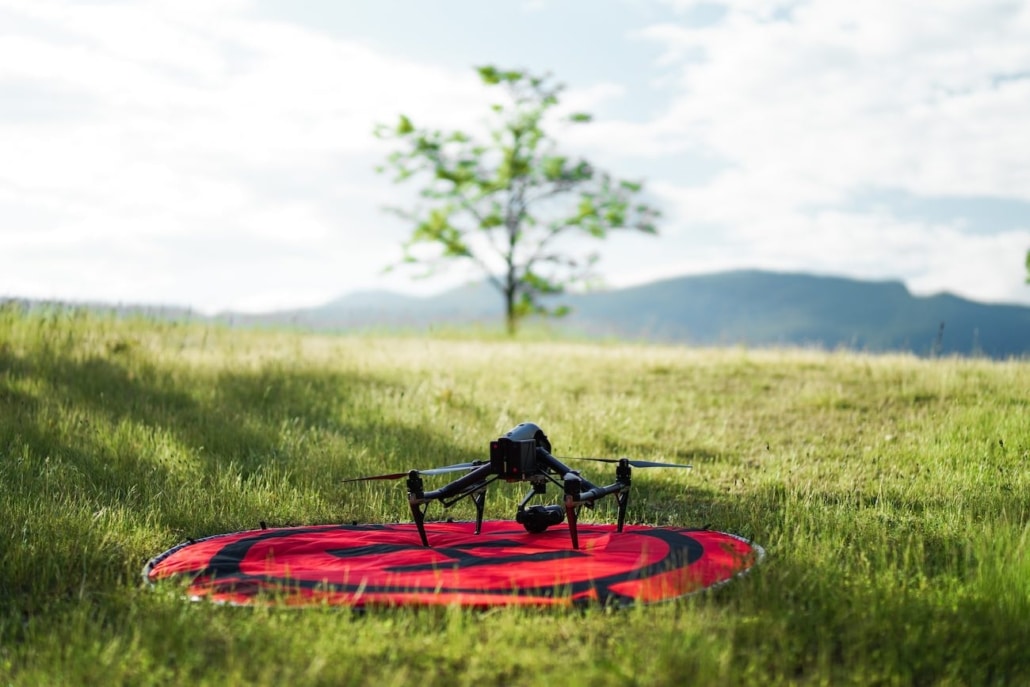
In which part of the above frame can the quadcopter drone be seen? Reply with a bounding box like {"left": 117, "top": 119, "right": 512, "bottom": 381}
{"left": 344, "top": 422, "right": 692, "bottom": 550}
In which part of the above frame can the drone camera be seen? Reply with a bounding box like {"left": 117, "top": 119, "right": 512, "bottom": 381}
{"left": 516, "top": 505, "right": 565, "bottom": 534}
{"left": 490, "top": 438, "right": 537, "bottom": 480}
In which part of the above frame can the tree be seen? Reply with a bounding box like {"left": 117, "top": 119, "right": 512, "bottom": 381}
{"left": 375, "top": 65, "right": 659, "bottom": 335}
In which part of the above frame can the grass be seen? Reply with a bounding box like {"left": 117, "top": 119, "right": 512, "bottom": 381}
{"left": 1, "top": 303, "right": 1028, "bottom": 685}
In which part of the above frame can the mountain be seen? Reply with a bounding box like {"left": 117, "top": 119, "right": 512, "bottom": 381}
{"left": 233, "top": 270, "right": 1030, "bottom": 358}
{"left": 223, "top": 282, "right": 499, "bottom": 329}
{"left": 10, "top": 270, "right": 1024, "bottom": 358}
{"left": 560, "top": 271, "right": 1029, "bottom": 357}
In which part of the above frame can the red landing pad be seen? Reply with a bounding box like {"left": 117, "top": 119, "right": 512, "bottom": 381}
{"left": 145, "top": 521, "right": 763, "bottom": 607}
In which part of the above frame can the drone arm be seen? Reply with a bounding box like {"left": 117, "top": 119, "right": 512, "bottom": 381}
{"left": 415, "top": 463, "right": 495, "bottom": 503}
{"left": 564, "top": 457, "right": 633, "bottom": 507}
{"left": 535, "top": 449, "right": 601, "bottom": 492}
{"left": 570, "top": 481, "right": 628, "bottom": 504}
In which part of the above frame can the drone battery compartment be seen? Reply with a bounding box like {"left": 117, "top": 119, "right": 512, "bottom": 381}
{"left": 490, "top": 438, "right": 537, "bottom": 480}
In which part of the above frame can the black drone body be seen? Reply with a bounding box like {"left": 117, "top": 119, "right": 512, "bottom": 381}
{"left": 345, "top": 422, "right": 691, "bottom": 550}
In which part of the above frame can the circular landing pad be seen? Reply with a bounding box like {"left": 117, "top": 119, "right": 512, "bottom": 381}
{"left": 145, "top": 521, "right": 763, "bottom": 607}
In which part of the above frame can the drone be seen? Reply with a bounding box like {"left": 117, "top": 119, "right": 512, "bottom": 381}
{"left": 343, "top": 422, "right": 692, "bottom": 550}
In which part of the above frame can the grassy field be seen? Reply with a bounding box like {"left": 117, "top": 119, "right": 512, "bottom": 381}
{"left": 1, "top": 304, "right": 1028, "bottom": 686}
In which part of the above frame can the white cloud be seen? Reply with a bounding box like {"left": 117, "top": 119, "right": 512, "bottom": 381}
{"left": 634, "top": 1, "right": 1030, "bottom": 196}
{"left": 0, "top": 0, "right": 495, "bottom": 311}
{"left": 605, "top": 0, "right": 1030, "bottom": 304}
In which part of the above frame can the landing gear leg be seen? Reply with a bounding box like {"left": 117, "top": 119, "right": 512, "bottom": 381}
{"left": 472, "top": 489, "right": 486, "bottom": 535}
{"left": 409, "top": 500, "right": 430, "bottom": 547}
{"left": 616, "top": 459, "right": 632, "bottom": 533}
{"left": 564, "top": 494, "right": 579, "bottom": 550}
{"left": 563, "top": 473, "right": 582, "bottom": 550}
{"left": 615, "top": 490, "right": 629, "bottom": 533}
{"left": 407, "top": 470, "right": 430, "bottom": 547}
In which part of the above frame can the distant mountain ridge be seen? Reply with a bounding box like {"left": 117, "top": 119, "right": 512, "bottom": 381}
{"left": 7, "top": 270, "right": 1028, "bottom": 358}
{"left": 229, "top": 270, "right": 1030, "bottom": 359}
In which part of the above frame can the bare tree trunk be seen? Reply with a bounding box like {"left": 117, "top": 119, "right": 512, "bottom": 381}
{"left": 505, "top": 205, "right": 519, "bottom": 335}
{"left": 504, "top": 280, "right": 516, "bottom": 336}
{"left": 506, "top": 300, "right": 516, "bottom": 335}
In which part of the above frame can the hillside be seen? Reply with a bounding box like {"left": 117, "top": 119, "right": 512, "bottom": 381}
{"left": 230, "top": 270, "right": 1030, "bottom": 358}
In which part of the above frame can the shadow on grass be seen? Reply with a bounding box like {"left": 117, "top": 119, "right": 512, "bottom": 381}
{"left": 0, "top": 343, "right": 485, "bottom": 614}
{"left": 599, "top": 436, "right": 729, "bottom": 465}
{"left": 622, "top": 477, "right": 1030, "bottom": 683}
{"left": 2, "top": 341, "right": 483, "bottom": 482}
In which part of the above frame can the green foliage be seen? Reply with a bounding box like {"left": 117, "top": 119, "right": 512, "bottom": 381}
{"left": 2, "top": 306, "right": 1030, "bottom": 685}
{"left": 376, "top": 65, "right": 660, "bottom": 334}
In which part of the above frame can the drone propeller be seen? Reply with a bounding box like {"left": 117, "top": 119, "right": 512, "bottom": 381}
{"left": 342, "top": 461, "right": 487, "bottom": 483}
{"left": 568, "top": 457, "right": 693, "bottom": 469}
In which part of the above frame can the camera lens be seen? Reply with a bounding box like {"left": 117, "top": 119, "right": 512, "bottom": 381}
{"left": 517, "top": 505, "right": 566, "bottom": 534}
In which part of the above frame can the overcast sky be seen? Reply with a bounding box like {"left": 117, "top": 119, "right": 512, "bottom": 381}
{"left": 2, "top": 0, "right": 1029, "bottom": 313}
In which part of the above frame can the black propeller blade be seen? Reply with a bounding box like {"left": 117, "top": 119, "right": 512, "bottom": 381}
{"left": 567, "top": 457, "right": 693, "bottom": 469}
{"left": 342, "top": 461, "right": 487, "bottom": 483}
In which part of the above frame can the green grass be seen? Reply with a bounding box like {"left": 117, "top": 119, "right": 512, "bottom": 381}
{"left": 1, "top": 303, "right": 1028, "bottom": 686}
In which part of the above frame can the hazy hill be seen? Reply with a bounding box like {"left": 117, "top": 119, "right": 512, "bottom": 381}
{"left": 559, "top": 271, "right": 1029, "bottom": 357}
{"left": 230, "top": 270, "right": 1030, "bottom": 358}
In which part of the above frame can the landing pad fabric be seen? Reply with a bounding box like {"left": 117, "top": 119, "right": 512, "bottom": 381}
{"left": 145, "top": 521, "right": 762, "bottom": 607}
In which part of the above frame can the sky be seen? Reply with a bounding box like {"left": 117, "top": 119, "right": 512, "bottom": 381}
{"left": 2, "top": 0, "right": 1029, "bottom": 313}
